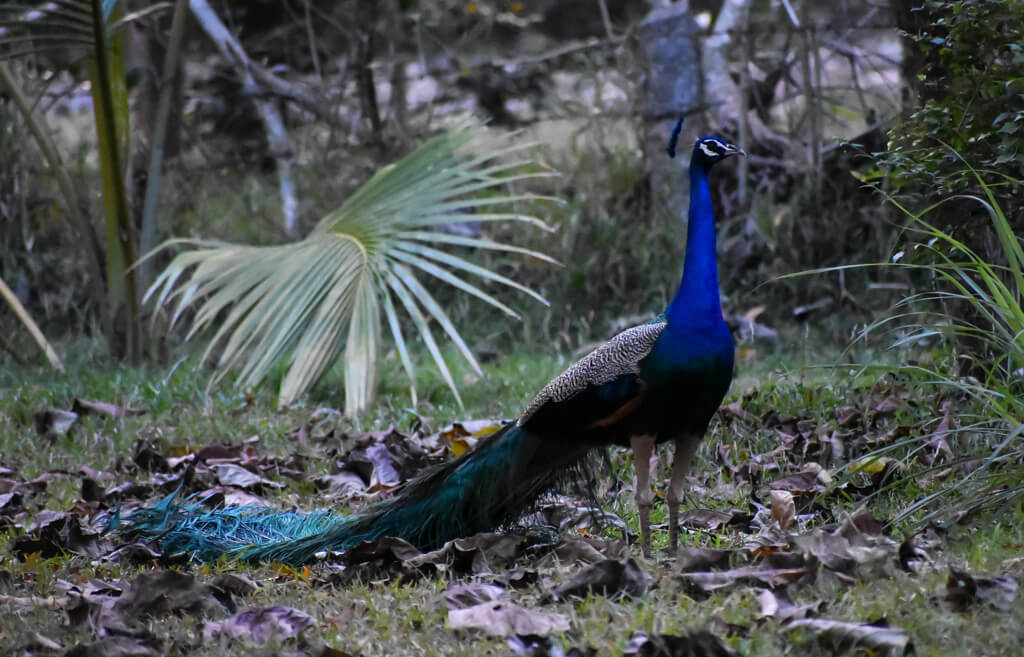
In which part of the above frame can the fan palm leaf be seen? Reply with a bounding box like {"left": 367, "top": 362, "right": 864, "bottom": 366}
{"left": 146, "top": 125, "right": 558, "bottom": 413}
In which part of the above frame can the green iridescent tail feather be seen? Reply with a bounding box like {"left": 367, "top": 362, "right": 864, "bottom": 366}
{"left": 122, "top": 424, "right": 586, "bottom": 565}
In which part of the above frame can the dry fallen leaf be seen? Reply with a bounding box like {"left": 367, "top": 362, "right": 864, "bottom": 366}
{"left": 443, "top": 582, "right": 505, "bottom": 609}
{"left": 678, "top": 508, "right": 738, "bottom": 531}
{"left": 34, "top": 409, "right": 79, "bottom": 437}
{"left": 546, "top": 558, "right": 653, "bottom": 601}
{"left": 409, "top": 533, "right": 526, "bottom": 575}
{"left": 116, "top": 570, "right": 228, "bottom": 620}
{"left": 203, "top": 606, "right": 316, "bottom": 642}
{"left": 769, "top": 490, "right": 796, "bottom": 530}
{"left": 212, "top": 463, "right": 285, "bottom": 490}
{"left": 786, "top": 618, "right": 911, "bottom": 655}
{"left": 447, "top": 600, "right": 569, "bottom": 637}
{"left": 676, "top": 547, "right": 734, "bottom": 572}
{"left": 757, "top": 589, "right": 821, "bottom": 622}
{"left": 318, "top": 471, "right": 368, "bottom": 499}
{"left": 763, "top": 469, "right": 827, "bottom": 496}
{"left": 792, "top": 509, "right": 898, "bottom": 575}
{"left": 72, "top": 398, "right": 146, "bottom": 418}
{"left": 436, "top": 420, "right": 504, "bottom": 456}
{"left": 679, "top": 566, "right": 808, "bottom": 593}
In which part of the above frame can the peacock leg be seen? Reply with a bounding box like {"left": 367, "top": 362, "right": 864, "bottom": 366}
{"left": 666, "top": 436, "right": 699, "bottom": 552}
{"left": 630, "top": 435, "right": 655, "bottom": 557}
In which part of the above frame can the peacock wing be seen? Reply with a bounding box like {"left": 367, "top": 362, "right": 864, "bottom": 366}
{"left": 518, "top": 321, "right": 667, "bottom": 432}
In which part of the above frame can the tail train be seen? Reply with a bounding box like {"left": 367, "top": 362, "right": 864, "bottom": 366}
{"left": 126, "top": 424, "right": 587, "bottom": 565}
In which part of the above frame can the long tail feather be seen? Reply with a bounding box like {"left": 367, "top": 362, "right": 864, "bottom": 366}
{"left": 123, "top": 424, "right": 584, "bottom": 565}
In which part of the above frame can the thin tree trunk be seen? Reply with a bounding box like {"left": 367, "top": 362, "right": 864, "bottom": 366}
{"left": 139, "top": 0, "right": 188, "bottom": 292}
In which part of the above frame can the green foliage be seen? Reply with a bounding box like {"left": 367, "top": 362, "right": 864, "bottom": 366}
{"left": 0, "top": 1, "right": 170, "bottom": 360}
{"left": 860, "top": 171, "right": 1024, "bottom": 523}
{"left": 885, "top": 0, "right": 1024, "bottom": 194}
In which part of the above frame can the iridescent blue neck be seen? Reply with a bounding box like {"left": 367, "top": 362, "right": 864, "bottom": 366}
{"left": 666, "top": 163, "right": 722, "bottom": 326}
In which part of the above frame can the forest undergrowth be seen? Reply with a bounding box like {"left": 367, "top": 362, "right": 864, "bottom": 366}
{"left": 1, "top": 331, "right": 1021, "bottom": 657}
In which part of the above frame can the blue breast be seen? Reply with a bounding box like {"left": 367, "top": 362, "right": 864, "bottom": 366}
{"left": 639, "top": 320, "right": 734, "bottom": 437}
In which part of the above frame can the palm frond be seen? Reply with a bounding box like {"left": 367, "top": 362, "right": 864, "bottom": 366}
{"left": 147, "top": 125, "right": 555, "bottom": 413}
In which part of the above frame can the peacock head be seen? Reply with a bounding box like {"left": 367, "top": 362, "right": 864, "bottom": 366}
{"left": 690, "top": 136, "right": 745, "bottom": 169}
{"left": 666, "top": 119, "right": 745, "bottom": 169}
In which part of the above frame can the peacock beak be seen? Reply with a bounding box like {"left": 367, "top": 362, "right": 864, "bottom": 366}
{"left": 724, "top": 144, "right": 746, "bottom": 158}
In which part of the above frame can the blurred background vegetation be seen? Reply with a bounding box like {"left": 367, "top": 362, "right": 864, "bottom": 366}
{"left": 0, "top": 0, "right": 1020, "bottom": 410}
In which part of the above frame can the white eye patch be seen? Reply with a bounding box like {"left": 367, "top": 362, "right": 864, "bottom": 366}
{"left": 699, "top": 142, "right": 719, "bottom": 158}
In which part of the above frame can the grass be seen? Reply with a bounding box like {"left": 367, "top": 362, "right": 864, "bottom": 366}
{"left": 1, "top": 329, "right": 1023, "bottom": 656}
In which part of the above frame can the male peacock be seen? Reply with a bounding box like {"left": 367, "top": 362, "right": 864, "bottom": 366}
{"left": 125, "top": 128, "right": 741, "bottom": 564}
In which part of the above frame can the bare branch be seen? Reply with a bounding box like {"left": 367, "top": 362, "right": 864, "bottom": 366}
{"left": 189, "top": 0, "right": 299, "bottom": 233}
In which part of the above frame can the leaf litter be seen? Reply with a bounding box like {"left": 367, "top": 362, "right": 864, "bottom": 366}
{"left": 2, "top": 385, "right": 1022, "bottom": 656}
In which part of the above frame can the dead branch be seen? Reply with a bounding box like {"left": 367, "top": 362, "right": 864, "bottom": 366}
{"left": 189, "top": 0, "right": 299, "bottom": 234}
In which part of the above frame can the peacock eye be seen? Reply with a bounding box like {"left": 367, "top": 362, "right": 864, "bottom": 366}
{"left": 698, "top": 142, "right": 719, "bottom": 158}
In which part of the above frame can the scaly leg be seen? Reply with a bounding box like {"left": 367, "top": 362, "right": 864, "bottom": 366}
{"left": 630, "top": 435, "right": 655, "bottom": 557}
{"left": 666, "top": 436, "right": 700, "bottom": 552}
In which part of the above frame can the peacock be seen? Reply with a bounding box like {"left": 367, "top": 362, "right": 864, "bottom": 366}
{"left": 123, "top": 126, "right": 742, "bottom": 564}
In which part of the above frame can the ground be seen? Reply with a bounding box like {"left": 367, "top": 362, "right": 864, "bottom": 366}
{"left": 1, "top": 334, "right": 1022, "bottom": 657}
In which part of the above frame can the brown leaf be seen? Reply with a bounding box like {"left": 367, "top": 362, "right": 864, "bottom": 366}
{"left": 763, "top": 469, "right": 826, "bottom": 496}
{"left": 209, "top": 573, "right": 259, "bottom": 612}
{"left": 212, "top": 463, "right": 284, "bottom": 491}
{"left": 443, "top": 582, "right": 505, "bottom": 609}
{"left": 203, "top": 606, "right": 316, "bottom": 642}
{"left": 0, "top": 593, "right": 69, "bottom": 611}
{"left": 317, "top": 471, "right": 367, "bottom": 499}
{"left": 543, "top": 536, "right": 610, "bottom": 566}
{"left": 724, "top": 400, "right": 748, "bottom": 420}
{"left": 0, "top": 491, "right": 24, "bottom": 517}
{"left": 434, "top": 420, "right": 504, "bottom": 457}
{"left": 676, "top": 547, "right": 734, "bottom": 572}
{"left": 337, "top": 428, "right": 437, "bottom": 492}
{"left": 757, "top": 590, "right": 821, "bottom": 622}
{"left": 196, "top": 487, "right": 273, "bottom": 507}
{"left": 792, "top": 509, "right": 897, "bottom": 575}
{"left": 494, "top": 567, "right": 539, "bottom": 589}
{"left": 923, "top": 401, "right": 956, "bottom": 465}
{"left": 769, "top": 490, "right": 796, "bottom": 530}
{"left": 834, "top": 405, "right": 860, "bottom": 427}
{"left": 365, "top": 443, "right": 401, "bottom": 488}
{"left": 34, "top": 409, "right": 79, "bottom": 437}
{"left": 24, "top": 632, "right": 64, "bottom": 653}
{"left": 410, "top": 533, "right": 526, "bottom": 575}
{"left": 678, "top": 509, "right": 738, "bottom": 531}
{"left": 194, "top": 444, "right": 257, "bottom": 464}
{"left": 786, "top": 618, "right": 911, "bottom": 655}
{"left": 873, "top": 394, "right": 904, "bottom": 416}
{"left": 546, "top": 558, "right": 653, "bottom": 601}
{"left": 342, "top": 536, "right": 423, "bottom": 567}
{"left": 132, "top": 440, "right": 169, "bottom": 473}
{"left": 447, "top": 600, "right": 569, "bottom": 637}
{"left": 679, "top": 566, "right": 808, "bottom": 593}
{"left": 13, "top": 511, "right": 110, "bottom": 559}
{"left": 116, "top": 570, "right": 227, "bottom": 620}
{"left": 72, "top": 398, "right": 145, "bottom": 418}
